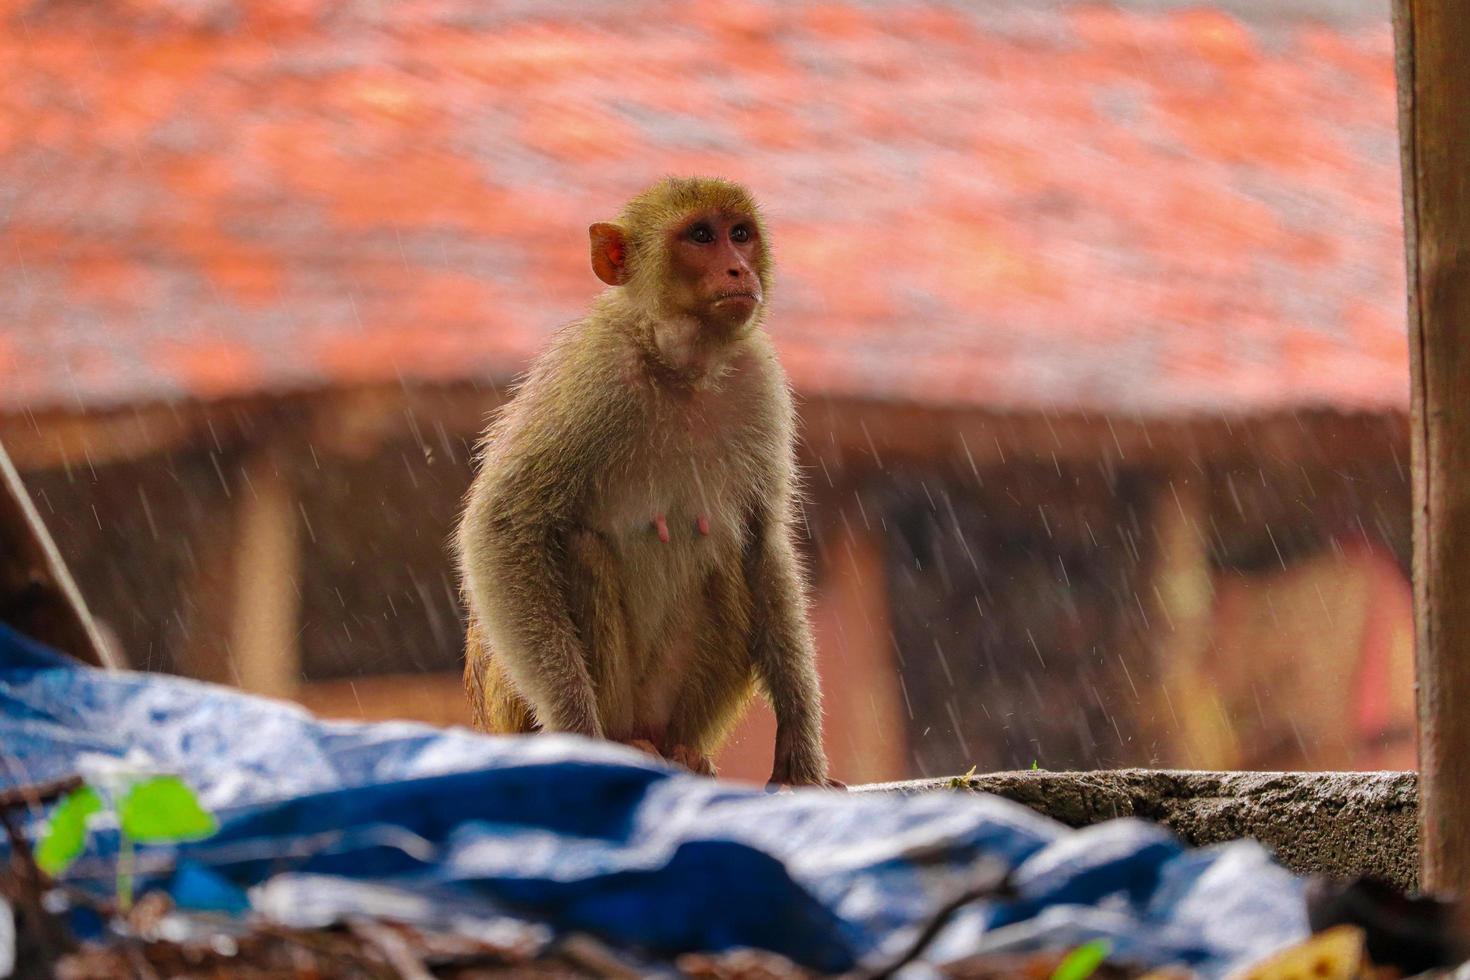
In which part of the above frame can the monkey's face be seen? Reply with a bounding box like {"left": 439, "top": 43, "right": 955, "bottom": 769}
{"left": 664, "top": 208, "right": 766, "bottom": 336}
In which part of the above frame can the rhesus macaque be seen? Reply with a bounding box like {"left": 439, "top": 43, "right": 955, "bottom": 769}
{"left": 456, "top": 177, "right": 831, "bottom": 786}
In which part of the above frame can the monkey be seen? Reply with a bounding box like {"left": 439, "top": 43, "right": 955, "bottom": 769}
{"left": 455, "top": 176, "right": 832, "bottom": 786}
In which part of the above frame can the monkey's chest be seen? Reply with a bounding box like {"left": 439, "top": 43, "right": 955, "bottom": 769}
{"left": 589, "top": 443, "right": 752, "bottom": 658}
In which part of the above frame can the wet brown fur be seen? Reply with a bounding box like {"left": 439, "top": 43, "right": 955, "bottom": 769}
{"left": 456, "top": 177, "right": 828, "bottom": 783}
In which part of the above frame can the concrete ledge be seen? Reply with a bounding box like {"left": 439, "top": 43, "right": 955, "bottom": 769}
{"left": 863, "top": 769, "right": 1419, "bottom": 890}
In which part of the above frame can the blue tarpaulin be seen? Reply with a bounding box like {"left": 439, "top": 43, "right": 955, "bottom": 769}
{"left": 0, "top": 623, "right": 1308, "bottom": 975}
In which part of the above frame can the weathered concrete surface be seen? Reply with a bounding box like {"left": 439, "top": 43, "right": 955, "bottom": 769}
{"left": 862, "top": 769, "right": 1420, "bottom": 890}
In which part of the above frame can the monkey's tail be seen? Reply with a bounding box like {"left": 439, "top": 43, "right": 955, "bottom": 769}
{"left": 462, "top": 619, "right": 537, "bottom": 735}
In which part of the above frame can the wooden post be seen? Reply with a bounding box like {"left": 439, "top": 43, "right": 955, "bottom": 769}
{"left": 1148, "top": 474, "right": 1231, "bottom": 769}
{"left": 0, "top": 440, "right": 118, "bottom": 668}
{"left": 177, "top": 451, "right": 302, "bottom": 698}
{"left": 229, "top": 455, "right": 302, "bottom": 698}
{"left": 1393, "top": 0, "right": 1470, "bottom": 893}
{"left": 809, "top": 518, "right": 908, "bottom": 783}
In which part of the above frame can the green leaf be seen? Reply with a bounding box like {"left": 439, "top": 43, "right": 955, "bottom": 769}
{"left": 1050, "top": 940, "right": 1112, "bottom": 980}
{"left": 1031, "top": 759, "right": 1040, "bottom": 770}
{"left": 36, "top": 785, "right": 103, "bottom": 876}
{"left": 118, "top": 776, "right": 217, "bottom": 843}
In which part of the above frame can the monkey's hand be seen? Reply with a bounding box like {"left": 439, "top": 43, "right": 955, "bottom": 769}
{"left": 768, "top": 766, "right": 846, "bottom": 791}
{"left": 546, "top": 682, "right": 605, "bottom": 739}
{"left": 668, "top": 744, "right": 716, "bottom": 777}
{"left": 767, "top": 778, "right": 848, "bottom": 792}
{"left": 769, "top": 722, "right": 838, "bottom": 788}
{"left": 620, "top": 738, "right": 664, "bottom": 760}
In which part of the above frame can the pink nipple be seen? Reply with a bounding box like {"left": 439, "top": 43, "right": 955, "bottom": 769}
{"left": 653, "top": 513, "right": 670, "bottom": 543}
{"left": 696, "top": 514, "right": 710, "bottom": 536}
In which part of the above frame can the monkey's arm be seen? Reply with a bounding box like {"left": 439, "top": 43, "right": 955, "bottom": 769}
{"left": 743, "top": 498, "right": 830, "bottom": 786}
{"left": 457, "top": 368, "right": 626, "bottom": 740}
{"left": 459, "top": 493, "right": 604, "bottom": 738}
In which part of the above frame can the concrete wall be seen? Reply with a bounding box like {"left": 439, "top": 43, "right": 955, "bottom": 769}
{"left": 865, "top": 769, "right": 1419, "bottom": 891}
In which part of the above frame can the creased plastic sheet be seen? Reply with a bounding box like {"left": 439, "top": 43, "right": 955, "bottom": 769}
{"left": 0, "top": 624, "right": 1307, "bottom": 975}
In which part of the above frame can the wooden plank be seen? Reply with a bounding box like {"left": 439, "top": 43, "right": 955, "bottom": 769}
{"left": 1392, "top": 0, "right": 1470, "bottom": 892}
{"left": 0, "top": 440, "right": 119, "bottom": 667}
{"left": 0, "top": 404, "right": 205, "bottom": 471}
{"left": 1, "top": 382, "right": 1408, "bottom": 480}
{"left": 799, "top": 401, "right": 1407, "bottom": 477}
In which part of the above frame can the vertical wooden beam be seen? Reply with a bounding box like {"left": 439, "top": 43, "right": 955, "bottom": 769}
{"left": 1147, "top": 474, "right": 1232, "bottom": 769}
{"left": 1393, "top": 0, "right": 1470, "bottom": 892}
{"left": 0, "top": 440, "right": 119, "bottom": 668}
{"left": 177, "top": 451, "right": 302, "bottom": 698}
{"left": 229, "top": 455, "right": 302, "bottom": 698}
{"left": 809, "top": 517, "right": 908, "bottom": 783}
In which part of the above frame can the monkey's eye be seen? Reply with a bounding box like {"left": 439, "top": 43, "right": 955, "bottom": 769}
{"left": 688, "top": 223, "right": 715, "bottom": 244}
{"left": 730, "top": 225, "right": 752, "bottom": 243}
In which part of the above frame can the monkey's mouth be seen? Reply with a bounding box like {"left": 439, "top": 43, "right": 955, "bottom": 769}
{"left": 712, "top": 291, "right": 761, "bottom": 306}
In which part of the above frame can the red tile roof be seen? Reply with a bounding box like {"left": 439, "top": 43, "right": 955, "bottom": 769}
{"left": 0, "top": 1, "right": 1407, "bottom": 416}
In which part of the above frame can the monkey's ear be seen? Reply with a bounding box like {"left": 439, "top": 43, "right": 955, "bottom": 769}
{"left": 589, "top": 222, "right": 629, "bottom": 286}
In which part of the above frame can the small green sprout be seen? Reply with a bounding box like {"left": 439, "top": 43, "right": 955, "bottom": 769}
{"left": 117, "top": 776, "right": 216, "bottom": 842}
{"left": 1031, "top": 759, "right": 1040, "bottom": 770}
{"left": 948, "top": 764, "right": 978, "bottom": 789}
{"left": 34, "top": 784, "right": 103, "bottom": 877}
{"left": 37, "top": 774, "right": 217, "bottom": 910}
{"left": 1050, "top": 939, "right": 1112, "bottom": 980}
